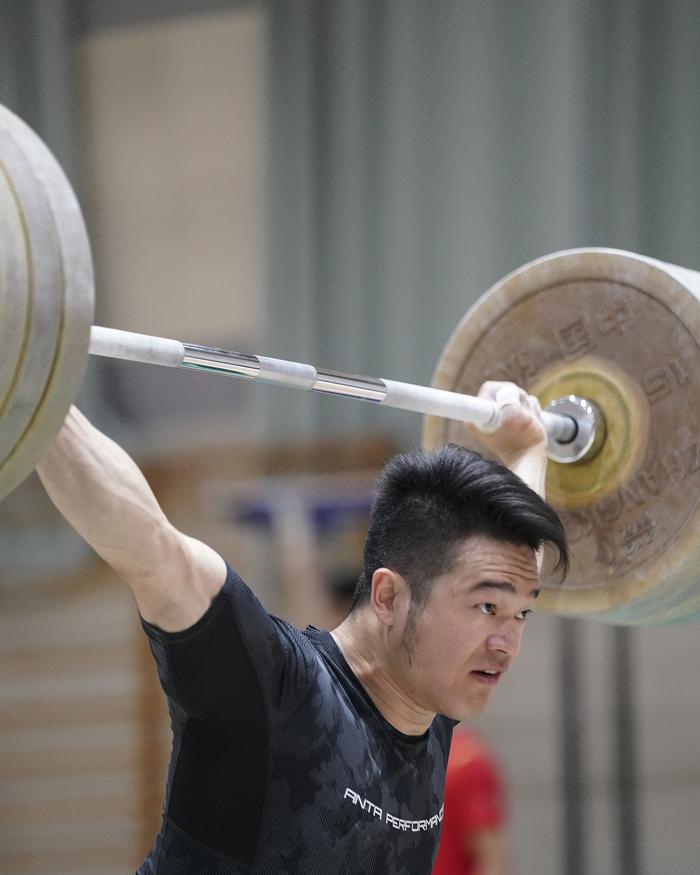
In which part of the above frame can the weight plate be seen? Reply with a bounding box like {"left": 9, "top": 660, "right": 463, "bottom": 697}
{"left": 0, "top": 104, "right": 93, "bottom": 502}
{"left": 425, "top": 249, "right": 700, "bottom": 625}
{"left": 0, "top": 113, "right": 63, "bottom": 475}
{"left": 0, "top": 164, "right": 32, "bottom": 428}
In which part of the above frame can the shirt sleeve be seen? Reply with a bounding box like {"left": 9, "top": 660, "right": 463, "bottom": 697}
{"left": 140, "top": 562, "right": 314, "bottom": 720}
{"left": 139, "top": 563, "right": 316, "bottom": 864}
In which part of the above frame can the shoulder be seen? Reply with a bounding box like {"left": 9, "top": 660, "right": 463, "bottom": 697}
{"left": 430, "top": 714, "right": 457, "bottom": 760}
{"left": 271, "top": 618, "right": 327, "bottom": 690}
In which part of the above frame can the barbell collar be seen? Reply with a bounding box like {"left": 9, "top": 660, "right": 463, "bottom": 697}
{"left": 89, "top": 325, "right": 577, "bottom": 449}
{"left": 545, "top": 395, "right": 605, "bottom": 464}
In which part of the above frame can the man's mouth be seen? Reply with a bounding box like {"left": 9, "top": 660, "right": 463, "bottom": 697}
{"left": 470, "top": 668, "right": 503, "bottom": 686}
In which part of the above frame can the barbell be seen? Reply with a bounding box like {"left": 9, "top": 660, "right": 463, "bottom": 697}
{"left": 2, "top": 102, "right": 700, "bottom": 626}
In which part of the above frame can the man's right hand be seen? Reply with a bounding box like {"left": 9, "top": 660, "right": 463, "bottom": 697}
{"left": 465, "top": 381, "right": 548, "bottom": 502}
{"left": 468, "top": 381, "right": 547, "bottom": 465}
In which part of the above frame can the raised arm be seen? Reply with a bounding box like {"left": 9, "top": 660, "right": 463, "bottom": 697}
{"left": 36, "top": 406, "right": 226, "bottom": 631}
{"left": 468, "top": 381, "right": 548, "bottom": 498}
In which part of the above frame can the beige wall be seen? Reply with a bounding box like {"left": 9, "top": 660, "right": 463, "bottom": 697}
{"left": 76, "top": 6, "right": 267, "bottom": 448}
{"left": 79, "top": 7, "right": 265, "bottom": 349}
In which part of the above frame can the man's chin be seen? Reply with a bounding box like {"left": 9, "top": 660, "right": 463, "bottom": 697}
{"left": 443, "top": 697, "right": 488, "bottom": 723}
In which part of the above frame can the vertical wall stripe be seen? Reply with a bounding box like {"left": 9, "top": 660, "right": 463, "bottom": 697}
{"left": 612, "top": 627, "right": 643, "bottom": 875}
{"left": 559, "top": 619, "right": 587, "bottom": 875}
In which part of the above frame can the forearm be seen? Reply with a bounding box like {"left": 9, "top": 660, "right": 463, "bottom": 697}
{"left": 469, "top": 382, "right": 548, "bottom": 499}
{"left": 507, "top": 447, "right": 548, "bottom": 500}
{"left": 504, "top": 448, "right": 549, "bottom": 572}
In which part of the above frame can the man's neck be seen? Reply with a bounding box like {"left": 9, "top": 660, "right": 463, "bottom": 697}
{"left": 331, "top": 615, "right": 435, "bottom": 736}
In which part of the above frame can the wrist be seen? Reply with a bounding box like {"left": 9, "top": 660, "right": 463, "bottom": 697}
{"left": 504, "top": 446, "right": 548, "bottom": 500}
{"left": 500, "top": 443, "right": 547, "bottom": 470}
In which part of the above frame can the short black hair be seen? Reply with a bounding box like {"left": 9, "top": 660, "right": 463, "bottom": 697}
{"left": 350, "top": 443, "right": 568, "bottom": 611}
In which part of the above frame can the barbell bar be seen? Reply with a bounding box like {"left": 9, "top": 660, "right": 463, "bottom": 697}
{"left": 87, "top": 325, "right": 579, "bottom": 446}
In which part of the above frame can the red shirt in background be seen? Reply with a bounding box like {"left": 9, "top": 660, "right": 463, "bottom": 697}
{"left": 432, "top": 728, "right": 507, "bottom": 875}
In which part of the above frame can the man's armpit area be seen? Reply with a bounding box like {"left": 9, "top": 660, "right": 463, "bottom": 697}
{"left": 133, "top": 536, "right": 227, "bottom": 632}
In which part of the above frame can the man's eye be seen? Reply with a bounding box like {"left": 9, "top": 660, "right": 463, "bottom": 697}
{"left": 516, "top": 609, "right": 532, "bottom": 621}
{"left": 477, "top": 603, "right": 496, "bottom": 615}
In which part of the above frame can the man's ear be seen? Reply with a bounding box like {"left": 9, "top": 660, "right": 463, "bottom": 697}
{"left": 370, "top": 567, "right": 407, "bottom": 626}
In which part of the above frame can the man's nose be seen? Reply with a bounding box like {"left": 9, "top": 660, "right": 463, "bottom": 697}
{"left": 486, "top": 619, "right": 523, "bottom": 656}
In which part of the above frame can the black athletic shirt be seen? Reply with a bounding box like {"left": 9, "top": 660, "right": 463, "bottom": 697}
{"left": 137, "top": 564, "right": 456, "bottom": 874}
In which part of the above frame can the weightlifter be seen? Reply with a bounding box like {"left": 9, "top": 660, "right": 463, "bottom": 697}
{"left": 36, "top": 381, "right": 567, "bottom": 875}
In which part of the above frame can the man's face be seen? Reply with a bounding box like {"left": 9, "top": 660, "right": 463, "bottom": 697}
{"left": 389, "top": 535, "right": 540, "bottom": 722}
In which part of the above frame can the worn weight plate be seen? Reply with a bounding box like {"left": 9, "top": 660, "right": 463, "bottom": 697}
{"left": 0, "top": 165, "right": 32, "bottom": 425}
{"left": 0, "top": 104, "right": 93, "bottom": 502}
{"left": 0, "top": 113, "right": 63, "bottom": 473}
{"left": 424, "top": 249, "right": 700, "bottom": 625}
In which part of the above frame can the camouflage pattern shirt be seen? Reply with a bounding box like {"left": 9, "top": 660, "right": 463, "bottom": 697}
{"left": 137, "top": 564, "right": 455, "bottom": 874}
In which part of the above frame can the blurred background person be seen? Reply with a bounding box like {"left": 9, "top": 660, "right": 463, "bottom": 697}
{"left": 433, "top": 726, "right": 509, "bottom": 875}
